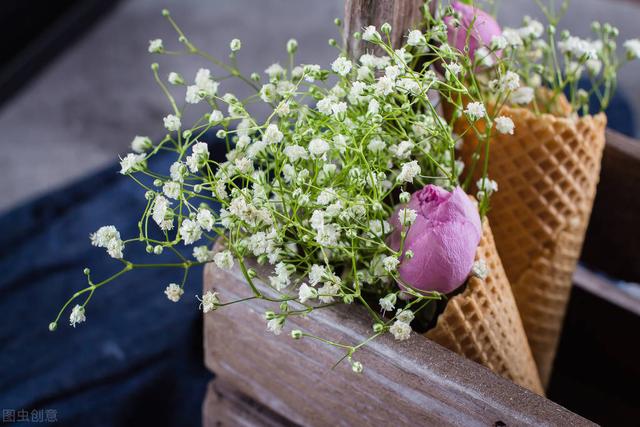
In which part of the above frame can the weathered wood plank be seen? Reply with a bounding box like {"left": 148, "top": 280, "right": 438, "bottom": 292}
{"left": 582, "top": 129, "right": 640, "bottom": 283}
{"left": 203, "top": 378, "right": 298, "bottom": 427}
{"left": 343, "top": 0, "right": 424, "bottom": 56}
{"left": 203, "top": 249, "right": 594, "bottom": 427}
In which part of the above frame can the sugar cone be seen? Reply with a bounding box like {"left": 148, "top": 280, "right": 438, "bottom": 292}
{"left": 453, "top": 94, "right": 607, "bottom": 387}
{"left": 426, "top": 219, "right": 544, "bottom": 395}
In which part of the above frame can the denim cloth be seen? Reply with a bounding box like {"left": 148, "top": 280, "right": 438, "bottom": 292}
{"left": 0, "top": 135, "right": 227, "bottom": 426}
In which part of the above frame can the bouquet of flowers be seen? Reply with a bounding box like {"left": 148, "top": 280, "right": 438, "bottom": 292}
{"left": 49, "top": 0, "right": 636, "bottom": 394}
{"left": 441, "top": 0, "right": 638, "bottom": 386}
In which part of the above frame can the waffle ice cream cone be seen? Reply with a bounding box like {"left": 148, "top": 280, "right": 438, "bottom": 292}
{"left": 426, "top": 219, "right": 544, "bottom": 395}
{"left": 453, "top": 94, "right": 607, "bottom": 387}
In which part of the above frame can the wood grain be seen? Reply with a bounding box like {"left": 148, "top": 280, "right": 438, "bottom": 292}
{"left": 343, "top": 0, "right": 424, "bottom": 56}
{"left": 202, "top": 247, "right": 593, "bottom": 427}
{"left": 581, "top": 129, "right": 640, "bottom": 283}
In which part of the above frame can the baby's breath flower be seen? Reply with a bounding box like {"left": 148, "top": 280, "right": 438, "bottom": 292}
{"left": 163, "top": 114, "right": 181, "bottom": 132}
{"left": 168, "top": 72, "right": 184, "bottom": 85}
{"left": 382, "top": 256, "right": 399, "bottom": 273}
{"left": 375, "top": 76, "right": 395, "bottom": 96}
{"left": 179, "top": 219, "right": 202, "bottom": 245}
{"left": 476, "top": 177, "right": 499, "bottom": 195}
{"left": 198, "top": 291, "right": 219, "bottom": 313}
{"left": 131, "top": 136, "right": 152, "bottom": 153}
{"left": 362, "top": 25, "right": 381, "bottom": 42}
{"left": 119, "top": 153, "right": 146, "bottom": 175}
{"left": 267, "top": 317, "right": 284, "bottom": 335}
{"left": 495, "top": 116, "right": 515, "bottom": 135}
{"left": 209, "top": 110, "right": 224, "bottom": 124}
{"left": 367, "top": 98, "right": 380, "bottom": 115}
{"left": 194, "top": 68, "right": 219, "bottom": 97}
{"left": 510, "top": 87, "right": 534, "bottom": 105}
{"left": 69, "top": 305, "right": 86, "bottom": 327}
{"left": 464, "top": 102, "right": 486, "bottom": 121}
{"left": 263, "top": 124, "right": 283, "bottom": 144}
{"left": 331, "top": 57, "right": 352, "bottom": 77}
{"left": 389, "top": 320, "right": 411, "bottom": 341}
{"left": 186, "top": 142, "right": 210, "bottom": 172}
{"left": 308, "top": 264, "right": 326, "bottom": 285}
{"left": 624, "top": 39, "right": 640, "bottom": 59}
{"left": 396, "top": 309, "right": 414, "bottom": 323}
{"left": 298, "top": 283, "right": 318, "bottom": 303}
{"left": 367, "top": 137, "right": 385, "bottom": 153}
{"left": 197, "top": 208, "right": 215, "bottom": 231}
{"left": 283, "top": 145, "right": 308, "bottom": 162}
{"left": 164, "top": 283, "right": 184, "bottom": 302}
{"left": 379, "top": 293, "right": 396, "bottom": 312}
{"left": 407, "top": 30, "right": 425, "bottom": 46}
{"left": 265, "top": 63, "right": 285, "bottom": 79}
{"left": 397, "top": 161, "right": 420, "bottom": 183}
{"left": 230, "top": 38, "right": 241, "bottom": 52}
{"left": 491, "top": 35, "right": 507, "bottom": 50}
{"left": 163, "top": 181, "right": 181, "bottom": 199}
{"left": 193, "top": 246, "right": 215, "bottom": 263}
{"left": 148, "top": 38, "right": 163, "bottom": 53}
{"left": 398, "top": 208, "right": 417, "bottom": 226}
{"left": 152, "top": 195, "right": 174, "bottom": 231}
{"left": 308, "top": 138, "right": 330, "bottom": 157}
{"left": 213, "top": 250, "right": 235, "bottom": 270}
{"left": 90, "top": 225, "right": 124, "bottom": 259}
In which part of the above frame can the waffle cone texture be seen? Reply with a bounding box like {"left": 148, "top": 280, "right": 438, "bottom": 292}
{"left": 452, "top": 96, "right": 607, "bottom": 387}
{"left": 426, "top": 219, "right": 544, "bottom": 395}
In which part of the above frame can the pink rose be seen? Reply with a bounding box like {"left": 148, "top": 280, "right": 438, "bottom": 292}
{"left": 388, "top": 185, "right": 482, "bottom": 294}
{"left": 444, "top": 1, "right": 502, "bottom": 59}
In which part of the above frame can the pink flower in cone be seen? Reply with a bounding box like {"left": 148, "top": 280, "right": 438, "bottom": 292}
{"left": 388, "top": 185, "right": 482, "bottom": 294}
{"left": 444, "top": 1, "right": 502, "bottom": 59}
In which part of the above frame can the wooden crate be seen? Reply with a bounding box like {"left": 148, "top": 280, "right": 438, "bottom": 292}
{"left": 202, "top": 255, "right": 593, "bottom": 426}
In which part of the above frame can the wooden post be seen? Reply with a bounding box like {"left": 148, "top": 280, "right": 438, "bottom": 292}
{"left": 343, "top": 0, "right": 424, "bottom": 57}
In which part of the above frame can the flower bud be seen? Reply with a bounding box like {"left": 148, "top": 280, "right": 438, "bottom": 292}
{"left": 83, "top": 268, "right": 91, "bottom": 276}
{"left": 387, "top": 185, "right": 482, "bottom": 293}
{"left": 381, "top": 22, "right": 392, "bottom": 34}
{"left": 230, "top": 38, "right": 241, "bottom": 52}
{"left": 286, "top": 39, "right": 298, "bottom": 54}
{"left": 49, "top": 322, "right": 57, "bottom": 332}
{"left": 264, "top": 311, "right": 276, "bottom": 320}
{"left": 291, "top": 329, "right": 303, "bottom": 339}
{"left": 153, "top": 245, "right": 164, "bottom": 255}
{"left": 351, "top": 360, "right": 364, "bottom": 373}
{"left": 373, "top": 323, "right": 385, "bottom": 333}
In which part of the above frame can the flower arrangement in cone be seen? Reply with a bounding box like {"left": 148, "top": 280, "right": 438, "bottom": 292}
{"left": 439, "top": 0, "right": 638, "bottom": 387}
{"left": 47, "top": 1, "right": 636, "bottom": 394}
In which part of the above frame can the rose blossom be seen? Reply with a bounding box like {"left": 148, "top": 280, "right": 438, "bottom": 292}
{"left": 444, "top": 1, "right": 502, "bottom": 59}
{"left": 388, "top": 185, "right": 482, "bottom": 294}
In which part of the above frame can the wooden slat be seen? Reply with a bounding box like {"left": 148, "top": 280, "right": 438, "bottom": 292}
{"left": 581, "top": 129, "right": 640, "bottom": 283}
{"left": 203, "top": 251, "right": 593, "bottom": 427}
{"left": 343, "top": 0, "right": 424, "bottom": 56}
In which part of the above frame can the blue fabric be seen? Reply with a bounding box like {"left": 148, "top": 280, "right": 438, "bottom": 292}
{"left": 576, "top": 78, "right": 636, "bottom": 137}
{"left": 0, "top": 135, "right": 227, "bottom": 426}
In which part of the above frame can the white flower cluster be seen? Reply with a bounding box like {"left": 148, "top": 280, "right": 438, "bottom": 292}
{"left": 63, "top": 16, "right": 496, "bottom": 362}
{"left": 90, "top": 225, "right": 124, "bottom": 259}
